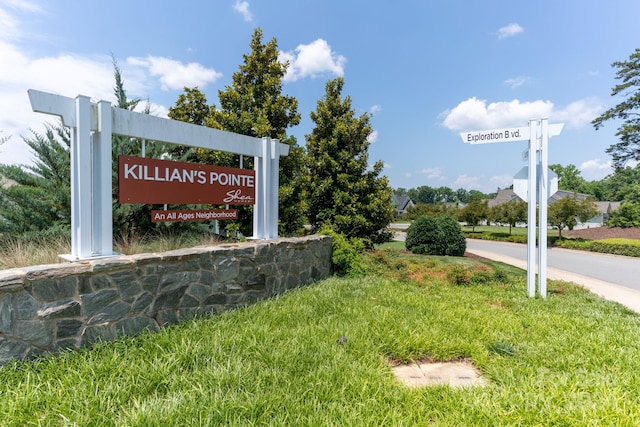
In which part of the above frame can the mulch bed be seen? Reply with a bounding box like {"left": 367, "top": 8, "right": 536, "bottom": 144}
{"left": 563, "top": 227, "right": 640, "bottom": 240}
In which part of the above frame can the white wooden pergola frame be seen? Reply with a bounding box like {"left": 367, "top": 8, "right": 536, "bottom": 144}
{"left": 28, "top": 89, "right": 289, "bottom": 261}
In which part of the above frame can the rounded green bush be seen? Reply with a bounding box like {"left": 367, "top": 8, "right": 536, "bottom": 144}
{"left": 405, "top": 215, "right": 466, "bottom": 256}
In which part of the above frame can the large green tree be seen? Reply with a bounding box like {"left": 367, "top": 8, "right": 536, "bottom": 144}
{"left": 488, "top": 200, "right": 527, "bottom": 234}
{"left": 609, "top": 201, "right": 640, "bottom": 227}
{"left": 550, "top": 164, "right": 587, "bottom": 192}
{"left": 593, "top": 48, "right": 640, "bottom": 168}
{"left": 599, "top": 164, "right": 640, "bottom": 201}
{"left": 457, "top": 199, "right": 488, "bottom": 232}
{"left": 169, "top": 28, "right": 305, "bottom": 236}
{"left": 548, "top": 195, "right": 597, "bottom": 239}
{"left": 305, "top": 77, "right": 394, "bottom": 245}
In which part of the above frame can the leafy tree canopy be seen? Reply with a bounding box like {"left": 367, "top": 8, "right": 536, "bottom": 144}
{"left": 488, "top": 200, "right": 527, "bottom": 234}
{"left": 550, "top": 164, "right": 587, "bottom": 193}
{"left": 457, "top": 199, "right": 489, "bottom": 232}
{"left": 405, "top": 185, "right": 492, "bottom": 205}
{"left": 548, "top": 195, "right": 597, "bottom": 238}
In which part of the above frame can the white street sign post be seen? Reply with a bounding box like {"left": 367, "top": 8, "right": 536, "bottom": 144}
{"left": 526, "top": 120, "right": 538, "bottom": 297}
{"left": 460, "top": 119, "right": 563, "bottom": 298}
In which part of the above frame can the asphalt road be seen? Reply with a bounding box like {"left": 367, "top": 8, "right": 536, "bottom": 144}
{"left": 465, "top": 239, "right": 640, "bottom": 291}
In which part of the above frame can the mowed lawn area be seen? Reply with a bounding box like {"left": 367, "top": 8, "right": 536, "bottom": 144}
{"left": 2, "top": 246, "right": 640, "bottom": 426}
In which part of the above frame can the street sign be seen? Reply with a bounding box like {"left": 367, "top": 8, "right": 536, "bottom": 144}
{"left": 460, "top": 123, "right": 564, "bottom": 145}
{"left": 460, "top": 126, "right": 529, "bottom": 144}
{"left": 461, "top": 118, "right": 564, "bottom": 299}
{"left": 513, "top": 166, "right": 558, "bottom": 201}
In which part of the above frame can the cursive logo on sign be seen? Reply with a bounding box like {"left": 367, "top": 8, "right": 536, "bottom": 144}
{"left": 223, "top": 189, "right": 254, "bottom": 204}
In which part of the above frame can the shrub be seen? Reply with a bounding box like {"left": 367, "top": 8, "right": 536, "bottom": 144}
{"left": 319, "top": 226, "right": 367, "bottom": 277}
{"left": 446, "top": 264, "right": 470, "bottom": 285}
{"left": 405, "top": 215, "right": 466, "bottom": 256}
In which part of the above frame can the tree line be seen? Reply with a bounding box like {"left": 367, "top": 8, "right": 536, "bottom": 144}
{"left": 4, "top": 41, "right": 640, "bottom": 245}
{"left": 0, "top": 28, "right": 394, "bottom": 247}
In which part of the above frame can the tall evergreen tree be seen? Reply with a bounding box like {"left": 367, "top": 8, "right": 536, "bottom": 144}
{"left": 0, "top": 125, "right": 71, "bottom": 234}
{"left": 0, "top": 58, "right": 174, "bottom": 237}
{"left": 305, "top": 77, "right": 394, "bottom": 245}
{"left": 170, "top": 28, "right": 306, "bottom": 236}
{"left": 593, "top": 48, "right": 640, "bottom": 168}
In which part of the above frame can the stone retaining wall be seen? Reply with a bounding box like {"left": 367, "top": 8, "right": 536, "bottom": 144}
{"left": 0, "top": 235, "right": 332, "bottom": 365}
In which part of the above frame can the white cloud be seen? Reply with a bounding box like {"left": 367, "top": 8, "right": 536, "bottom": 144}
{"left": 441, "top": 96, "right": 604, "bottom": 131}
{"left": 580, "top": 158, "right": 612, "bottom": 181}
{"left": 0, "top": 7, "right": 20, "bottom": 39}
{"left": 453, "top": 174, "right": 481, "bottom": 190}
{"left": 497, "top": 23, "right": 524, "bottom": 39}
{"left": 280, "top": 39, "right": 346, "bottom": 82}
{"left": 127, "top": 55, "right": 222, "bottom": 91}
{"left": 553, "top": 97, "right": 604, "bottom": 130}
{"left": 0, "top": 4, "right": 221, "bottom": 165}
{"left": 489, "top": 174, "right": 514, "bottom": 189}
{"left": 0, "top": 0, "right": 42, "bottom": 40}
{"left": 367, "top": 129, "right": 378, "bottom": 144}
{"left": 504, "top": 76, "right": 530, "bottom": 89}
{"left": 419, "top": 167, "right": 445, "bottom": 180}
{"left": 370, "top": 104, "right": 382, "bottom": 114}
{"left": 232, "top": 0, "right": 253, "bottom": 22}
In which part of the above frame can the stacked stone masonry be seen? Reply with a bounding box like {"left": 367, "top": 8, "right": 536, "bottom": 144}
{"left": 0, "top": 235, "right": 332, "bottom": 365}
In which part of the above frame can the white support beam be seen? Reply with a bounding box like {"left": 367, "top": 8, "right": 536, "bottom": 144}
{"left": 29, "top": 89, "right": 289, "bottom": 261}
{"left": 268, "top": 138, "right": 280, "bottom": 239}
{"left": 28, "top": 89, "right": 290, "bottom": 158}
{"left": 68, "top": 95, "right": 93, "bottom": 260}
{"left": 94, "top": 101, "right": 116, "bottom": 257}
{"left": 538, "top": 119, "right": 550, "bottom": 298}
{"left": 526, "top": 119, "right": 538, "bottom": 298}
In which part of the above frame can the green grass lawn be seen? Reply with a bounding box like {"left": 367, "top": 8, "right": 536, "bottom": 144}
{"left": 2, "top": 249, "right": 640, "bottom": 425}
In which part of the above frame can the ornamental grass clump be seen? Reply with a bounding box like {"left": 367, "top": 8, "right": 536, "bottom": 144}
{"left": 405, "top": 215, "right": 466, "bottom": 256}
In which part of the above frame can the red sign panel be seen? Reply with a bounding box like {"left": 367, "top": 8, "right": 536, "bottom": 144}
{"left": 151, "top": 209, "right": 238, "bottom": 223}
{"left": 118, "top": 155, "right": 255, "bottom": 205}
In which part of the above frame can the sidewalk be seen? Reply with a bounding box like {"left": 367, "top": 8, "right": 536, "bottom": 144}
{"left": 466, "top": 248, "right": 640, "bottom": 314}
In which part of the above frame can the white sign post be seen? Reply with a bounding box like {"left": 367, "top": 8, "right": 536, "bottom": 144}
{"left": 460, "top": 119, "right": 563, "bottom": 298}
{"left": 28, "top": 89, "right": 289, "bottom": 261}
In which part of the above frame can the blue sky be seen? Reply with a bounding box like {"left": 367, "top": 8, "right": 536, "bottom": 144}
{"left": 1, "top": 0, "right": 640, "bottom": 193}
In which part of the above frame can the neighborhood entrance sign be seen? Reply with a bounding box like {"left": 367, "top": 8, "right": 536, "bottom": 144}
{"left": 118, "top": 155, "right": 256, "bottom": 205}
{"left": 28, "top": 89, "right": 290, "bottom": 261}
{"left": 461, "top": 119, "right": 564, "bottom": 299}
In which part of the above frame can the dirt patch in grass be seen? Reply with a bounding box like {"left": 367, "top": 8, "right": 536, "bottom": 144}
{"left": 464, "top": 251, "right": 491, "bottom": 261}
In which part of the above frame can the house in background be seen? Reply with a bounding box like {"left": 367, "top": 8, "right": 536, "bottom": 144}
{"left": 391, "top": 194, "right": 415, "bottom": 217}
{"left": 487, "top": 188, "right": 519, "bottom": 209}
{"left": 590, "top": 201, "right": 622, "bottom": 227}
{"left": 488, "top": 188, "right": 621, "bottom": 229}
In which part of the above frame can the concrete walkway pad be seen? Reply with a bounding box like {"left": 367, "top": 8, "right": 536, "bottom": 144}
{"left": 391, "top": 361, "right": 490, "bottom": 388}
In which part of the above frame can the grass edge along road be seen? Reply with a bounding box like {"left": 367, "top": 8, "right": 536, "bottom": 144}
{"left": 2, "top": 247, "right": 640, "bottom": 425}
